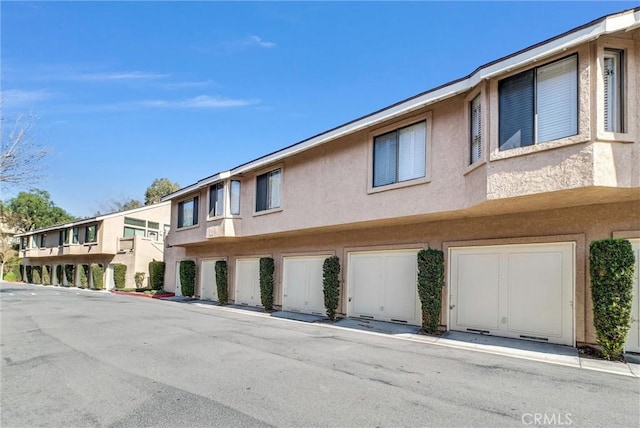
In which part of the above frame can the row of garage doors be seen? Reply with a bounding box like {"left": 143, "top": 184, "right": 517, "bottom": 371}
{"left": 183, "top": 240, "right": 640, "bottom": 350}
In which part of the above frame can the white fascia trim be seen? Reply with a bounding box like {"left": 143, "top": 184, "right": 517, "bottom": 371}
{"left": 164, "top": 9, "right": 639, "bottom": 199}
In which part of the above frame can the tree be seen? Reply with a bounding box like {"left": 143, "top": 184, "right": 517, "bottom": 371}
{"left": 0, "top": 202, "right": 20, "bottom": 280}
{"left": 1, "top": 114, "right": 49, "bottom": 189}
{"left": 144, "top": 178, "right": 180, "bottom": 205}
{"left": 4, "top": 190, "right": 75, "bottom": 233}
{"left": 96, "top": 197, "right": 143, "bottom": 215}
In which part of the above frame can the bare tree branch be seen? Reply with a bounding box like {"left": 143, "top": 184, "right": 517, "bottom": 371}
{"left": 0, "top": 113, "right": 49, "bottom": 189}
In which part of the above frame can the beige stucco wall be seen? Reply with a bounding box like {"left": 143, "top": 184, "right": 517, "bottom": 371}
{"left": 163, "top": 200, "right": 640, "bottom": 346}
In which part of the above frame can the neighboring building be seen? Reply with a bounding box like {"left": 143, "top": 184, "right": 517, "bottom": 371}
{"left": 163, "top": 9, "right": 640, "bottom": 350}
{"left": 17, "top": 202, "right": 171, "bottom": 289}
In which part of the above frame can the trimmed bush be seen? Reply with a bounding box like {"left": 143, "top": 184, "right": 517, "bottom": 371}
{"left": 64, "top": 264, "right": 75, "bottom": 286}
{"left": 32, "top": 266, "right": 42, "bottom": 284}
{"left": 323, "top": 256, "right": 341, "bottom": 321}
{"left": 149, "top": 261, "right": 165, "bottom": 291}
{"left": 113, "top": 264, "right": 127, "bottom": 289}
{"left": 91, "top": 264, "right": 105, "bottom": 290}
{"left": 134, "top": 272, "right": 146, "bottom": 288}
{"left": 55, "top": 265, "right": 63, "bottom": 285}
{"left": 589, "top": 239, "right": 635, "bottom": 360}
{"left": 215, "top": 260, "right": 229, "bottom": 305}
{"left": 25, "top": 266, "right": 33, "bottom": 283}
{"left": 3, "top": 271, "right": 17, "bottom": 281}
{"left": 79, "top": 264, "right": 89, "bottom": 288}
{"left": 13, "top": 264, "right": 22, "bottom": 281}
{"left": 259, "top": 257, "right": 275, "bottom": 311}
{"left": 417, "top": 248, "right": 445, "bottom": 334}
{"left": 42, "top": 266, "right": 51, "bottom": 285}
{"left": 180, "top": 260, "right": 196, "bottom": 297}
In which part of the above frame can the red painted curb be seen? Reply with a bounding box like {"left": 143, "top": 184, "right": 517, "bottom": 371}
{"left": 110, "top": 290, "right": 175, "bottom": 299}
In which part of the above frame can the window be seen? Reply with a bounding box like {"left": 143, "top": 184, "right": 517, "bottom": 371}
{"left": 39, "top": 234, "right": 46, "bottom": 248}
{"left": 470, "top": 95, "right": 482, "bottom": 164}
{"left": 72, "top": 227, "right": 79, "bottom": 244}
{"left": 148, "top": 230, "right": 159, "bottom": 241}
{"left": 147, "top": 221, "right": 159, "bottom": 230}
{"left": 373, "top": 121, "right": 426, "bottom": 187}
{"left": 123, "top": 227, "right": 145, "bottom": 238}
{"left": 178, "top": 197, "right": 198, "bottom": 228}
{"left": 58, "top": 230, "right": 65, "bottom": 246}
{"left": 85, "top": 225, "right": 97, "bottom": 243}
{"left": 209, "top": 182, "right": 224, "bottom": 217}
{"left": 499, "top": 55, "right": 577, "bottom": 150}
{"left": 604, "top": 49, "right": 624, "bottom": 133}
{"left": 256, "top": 169, "right": 281, "bottom": 212}
{"left": 230, "top": 180, "right": 241, "bottom": 215}
{"left": 31, "top": 236, "right": 37, "bottom": 248}
{"left": 124, "top": 217, "right": 146, "bottom": 227}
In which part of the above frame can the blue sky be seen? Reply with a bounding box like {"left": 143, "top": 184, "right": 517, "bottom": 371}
{"left": 2, "top": 1, "right": 638, "bottom": 217}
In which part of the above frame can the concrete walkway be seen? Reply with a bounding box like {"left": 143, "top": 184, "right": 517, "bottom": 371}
{"left": 183, "top": 299, "right": 640, "bottom": 378}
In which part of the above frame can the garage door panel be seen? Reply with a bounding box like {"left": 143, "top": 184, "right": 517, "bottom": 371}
{"left": 283, "top": 256, "right": 327, "bottom": 315}
{"left": 283, "top": 259, "right": 308, "bottom": 312}
{"left": 200, "top": 260, "right": 218, "bottom": 301}
{"left": 351, "top": 255, "right": 381, "bottom": 318}
{"left": 236, "top": 259, "right": 261, "bottom": 306}
{"left": 305, "top": 257, "right": 327, "bottom": 315}
{"left": 508, "top": 252, "right": 563, "bottom": 337}
{"left": 450, "top": 243, "right": 574, "bottom": 346}
{"left": 383, "top": 253, "right": 418, "bottom": 322}
{"left": 455, "top": 253, "right": 500, "bottom": 330}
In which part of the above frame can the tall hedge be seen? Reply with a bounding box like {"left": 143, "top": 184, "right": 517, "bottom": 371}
{"left": 215, "top": 260, "right": 229, "bottom": 305}
{"left": 323, "top": 256, "right": 341, "bottom": 320}
{"left": 113, "top": 264, "right": 127, "bottom": 289}
{"left": 13, "top": 264, "right": 22, "bottom": 282}
{"left": 259, "top": 257, "right": 275, "bottom": 311}
{"left": 79, "top": 264, "right": 89, "bottom": 288}
{"left": 149, "top": 261, "right": 165, "bottom": 291}
{"left": 55, "top": 265, "right": 63, "bottom": 285}
{"left": 180, "top": 260, "right": 196, "bottom": 297}
{"left": 64, "top": 264, "right": 75, "bottom": 286}
{"left": 42, "top": 266, "right": 51, "bottom": 285}
{"left": 25, "top": 265, "right": 33, "bottom": 283}
{"left": 91, "top": 264, "right": 104, "bottom": 290}
{"left": 32, "top": 266, "right": 42, "bottom": 284}
{"left": 589, "top": 239, "right": 635, "bottom": 360}
{"left": 417, "top": 248, "right": 445, "bottom": 333}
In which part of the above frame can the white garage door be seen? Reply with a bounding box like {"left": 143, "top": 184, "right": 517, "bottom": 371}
{"left": 235, "top": 258, "right": 261, "bottom": 307}
{"left": 282, "top": 256, "right": 327, "bottom": 316}
{"left": 348, "top": 250, "right": 421, "bottom": 326}
{"left": 200, "top": 259, "right": 219, "bottom": 301}
{"left": 449, "top": 242, "right": 574, "bottom": 346}
{"left": 626, "top": 239, "right": 640, "bottom": 353}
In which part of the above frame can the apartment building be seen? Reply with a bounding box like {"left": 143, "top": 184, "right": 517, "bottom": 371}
{"left": 163, "top": 9, "right": 640, "bottom": 350}
{"left": 17, "top": 202, "right": 171, "bottom": 290}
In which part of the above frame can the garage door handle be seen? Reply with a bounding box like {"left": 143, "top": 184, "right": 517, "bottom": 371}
{"left": 348, "top": 297, "right": 352, "bottom": 302}
{"left": 450, "top": 304, "right": 455, "bottom": 309}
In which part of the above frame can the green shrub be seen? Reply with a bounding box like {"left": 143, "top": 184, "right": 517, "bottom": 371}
{"left": 42, "top": 266, "right": 51, "bottom": 285}
{"left": 589, "top": 239, "right": 635, "bottom": 360}
{"left": 180, "top": 260, "right": 196, "bottom": 297}
{"left": 25, "top": 266, "right": 33, "bottom": 283}
{"left": 417, "top": 248, "right": 445, "bottom": 334}
{"left": 55, "top": 265, "right": 63, "bottom": 285}
{"left": 91, "top": 264, "right": 105, "bottom": 290}
{"left": 13, "top": 264, "right": 22, "bottom": 281}
{"left": 323, "top": 256, "right": 341, "bottom": 321}
{"left": 113, "top": 264, "right": 127, "bottom": 289}
{"left": 79, "top": 264, "right": 89, "bottom": 288}
{"left": 3, "top": 271, "right": 17, "bottom": 281}
{"left": 64, "top": 264, "right": 75, "bottom": 286}
{"left": 149, "top": 261, "right": 165, "bottom": 291}
{"left": 215, "top": 260, "right": 228, "bottom": 305}
{"left": 259, "top": 257, "right": 275, "bottom": 311}
{"left": 32, "top": 266, "right": 42, "bottom": 284}
{"left": 134, "top": 272, "right": 146, "bottom": 288}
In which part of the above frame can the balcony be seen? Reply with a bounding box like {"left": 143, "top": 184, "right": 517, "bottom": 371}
{"left": 206, "top": 218, "right": 241, "bottom": 239}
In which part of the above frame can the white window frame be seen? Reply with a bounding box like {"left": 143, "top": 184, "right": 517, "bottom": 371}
{"left": 603, "top": 49, "right": 624, "bottom": 133}
{"left": 177, "top": 196, "right": 199, "bottom": 229}
{"left": 498, "top": 54, "right": 578, "bottom": 151}
{"left": 255, "top": 167, "right": 282, "bottom": 214}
